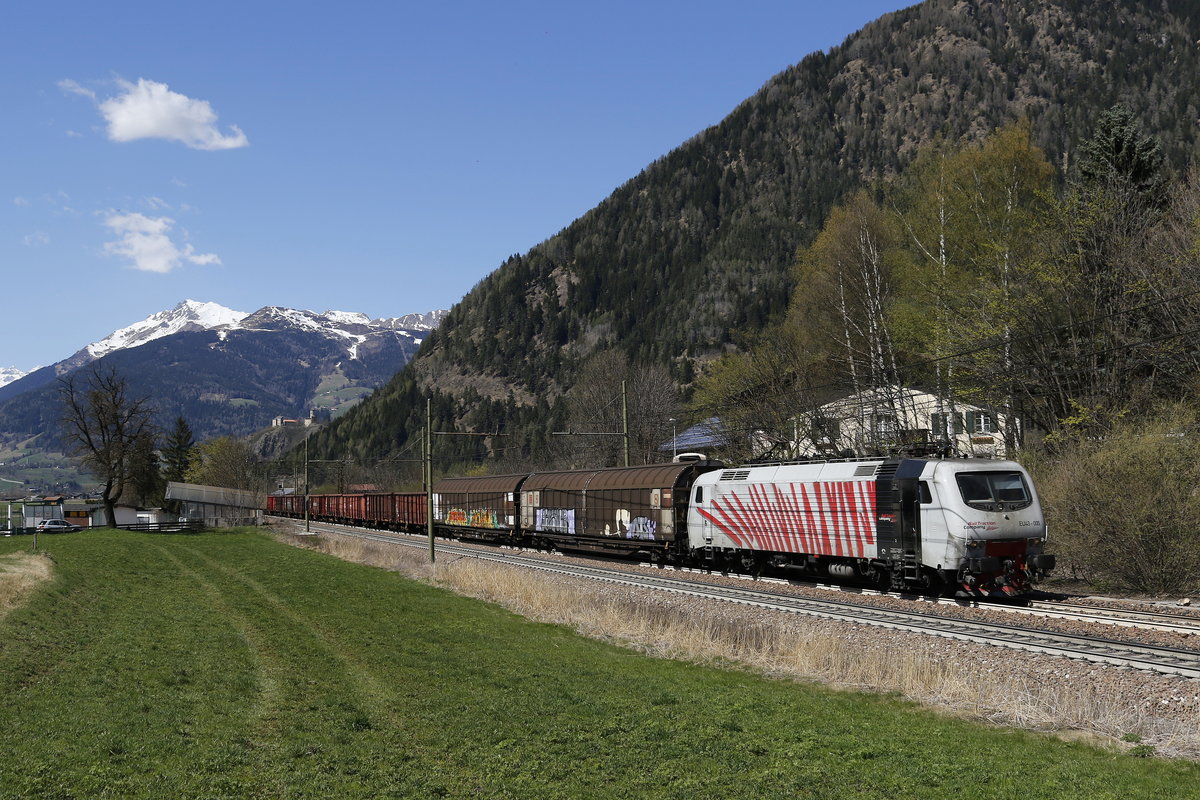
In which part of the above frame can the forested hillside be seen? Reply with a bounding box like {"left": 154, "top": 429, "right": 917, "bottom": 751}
{"left": 313, "top": 0, "right": 1200, "bottom": 470}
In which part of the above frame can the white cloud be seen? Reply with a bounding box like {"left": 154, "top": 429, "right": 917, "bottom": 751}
{"left": 102, "top": 212, "right": 221, "bottom": 273}
{"left": 60, "top": 77, "right": 248, "bottom": 151}
{"left": 99, "top": 78, "right": 248, "bottom": 150}
{"left": 13, "top": 197, "right": 30, "bottom": 207}
{"left": 144, "top": 196, "right": 171, "bottom": 210}
{"left": 57, "top": 78, "right": 96, "bottom": 101}
{"left": 23, "top": 231, "right": 49, "bottom": 247}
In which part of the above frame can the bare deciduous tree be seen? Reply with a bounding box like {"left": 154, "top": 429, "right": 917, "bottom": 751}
{"left": 559, "top": 351, "right": 681, "bottom": 468}
{"left": 59, "top": 365, "right": 156, "bottom": 528}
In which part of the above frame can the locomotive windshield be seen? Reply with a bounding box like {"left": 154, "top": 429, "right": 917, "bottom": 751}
{"left": 955, "top": 471, "right": 1032, "bottom": 511}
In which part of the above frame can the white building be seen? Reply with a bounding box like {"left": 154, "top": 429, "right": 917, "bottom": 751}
{"left": 792, "top": 387, "right": 1012, "bottom": 459}
{"left": 86, "top": 505, "right": 170, "bottom": 529}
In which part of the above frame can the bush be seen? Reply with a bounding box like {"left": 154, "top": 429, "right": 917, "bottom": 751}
{"left": 1031, "top": 404, "right": 1200, "bottom": 595}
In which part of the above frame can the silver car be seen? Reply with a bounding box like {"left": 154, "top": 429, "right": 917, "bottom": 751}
{"left": 36, "top": 519, "right": 82, "bottom": 533}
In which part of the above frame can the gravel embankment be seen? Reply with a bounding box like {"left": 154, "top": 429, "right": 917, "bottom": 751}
{"left": 521, "top": 546, "right": 1200, "bottom": 652}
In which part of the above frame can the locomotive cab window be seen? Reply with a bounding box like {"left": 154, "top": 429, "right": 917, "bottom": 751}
{"left": 918, "top": 481, "right": 932, "bottom": 504}
{"left": 694, "top": 486, "right": 704, "bottom": 504}
{"left": 955, "top": 471, "right": 1032, "bottom": 511}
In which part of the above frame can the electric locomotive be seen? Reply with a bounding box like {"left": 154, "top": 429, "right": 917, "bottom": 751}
{"left": 687, "top": 457, "right": 1053, "bottom": 596}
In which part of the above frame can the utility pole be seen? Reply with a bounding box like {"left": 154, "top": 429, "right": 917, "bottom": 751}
{"left": 425, "top": 397, "right": 434, "bottom": 563}
{"left": 304, "top": 452, "right": 359, "bottom": 534}
{"left": 621, "top": 379, "right": 629, "bottom": 467}
{"left": 429, "top": 432, "right": 506, "bottom": 562}
{"left": 304, "top": 435, "right": 310, "bottom": 533}
{"left": 419, "top": 395, "right": 507, "bottom": 563}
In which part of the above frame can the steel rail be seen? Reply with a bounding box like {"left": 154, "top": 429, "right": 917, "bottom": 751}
{"left": 278, "top": 518, "right": 1200, "bottom": 679}
{"left": 1018, "top": 600, "right": 1200, "bottom": 634}
{"left": 659, "top": 558, "right": 1200, "bottom": 636}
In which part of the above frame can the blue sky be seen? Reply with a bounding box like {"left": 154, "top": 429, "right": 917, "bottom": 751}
{"left": 1, "top": 0, "right": 908, "bottom": 372}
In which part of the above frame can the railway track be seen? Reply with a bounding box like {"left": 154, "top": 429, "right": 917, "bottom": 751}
{"left": 670, "top": 568, "right": 1200, "bottom": 636}
{"left": 988, "top": 598, "right": 1200, "bottom": 635}
{"left": 278, "top": 518, "right": 1200, "bottom": 680}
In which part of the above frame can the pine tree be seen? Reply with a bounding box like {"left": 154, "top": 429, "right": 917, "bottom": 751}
{"left": 1078, "top": 105, "right": 1168, "bottom": 205}
{"left": 161, "top": 416, "right": 195, "bottom": 484}
{"left": 128, "top": 432, "right": 165, "bottom": 507}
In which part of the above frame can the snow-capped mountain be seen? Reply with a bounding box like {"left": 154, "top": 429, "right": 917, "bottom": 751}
{"left": 50, "top": 301, "right": 449, "bottom": 374}
{"left": 0, "top": 366, "right": 27, "bottom": 389}
{"left": 226, "top": 307, "right": 447, "bottom": 339}
{"left": 373, "top": 311, "right": 446, "bottom": 331}
{"left": 85, "top": 299, "right": 249, "bottom": 360}
{"left": 51, "top": 299, "right": 250, "bottom": 374}
{"left": 0, "top": 301, "right": 448, "bottom": 442}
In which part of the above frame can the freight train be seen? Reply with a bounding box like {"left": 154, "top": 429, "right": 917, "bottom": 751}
{"left": 266, "top": 456, "right": 1055, "bottom": 597}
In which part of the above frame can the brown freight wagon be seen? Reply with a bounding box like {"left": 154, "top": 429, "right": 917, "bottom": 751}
{"left": 520, "top": 462, "right": 721, "bottom": 558}
{"left": 309, "top": 493, "right": 349, "bottom": 522}
{"left": 314, "top": 493, "right": 373, "bottom": 523}
{"left": 308, "top": 493, "right": 329, "bottom": 520}
{"left": 267, "top": 494, "right": 305, "bottom": 517}
{"left": 383, "top": 492, "right": 427, "bottom": 529}
{"left": 432, "top": 473, "right": 526, "bottom": 541}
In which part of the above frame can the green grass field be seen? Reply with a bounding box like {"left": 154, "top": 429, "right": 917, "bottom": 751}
{"left": 0, "top": 531, "right": 1197, "bottom": 799}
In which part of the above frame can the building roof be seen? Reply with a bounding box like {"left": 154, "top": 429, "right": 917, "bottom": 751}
{"left": 165, "top": 482, "right": 261, "bottom": 510}
{"left": 818, "top": 386, "right": 993, "bottom": 415}
{"left": 659, "top": 417, "right": 729, "bottom": 451}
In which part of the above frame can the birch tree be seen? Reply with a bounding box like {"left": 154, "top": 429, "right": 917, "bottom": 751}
{"left": 890, "top": 122, "right": 1056, "bottom": 445}
{"left": 793, "top": 190, "right": 908, "bottom": 453}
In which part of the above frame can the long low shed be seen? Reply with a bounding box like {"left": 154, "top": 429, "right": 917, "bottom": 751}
{"left": 166, "top": 482, "right": 262, "bottom": 527}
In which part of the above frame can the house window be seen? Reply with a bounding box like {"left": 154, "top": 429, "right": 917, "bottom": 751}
{"left": 873, "top": 413, "right": 897, "bottom": 437}
{"left": 930, "top": 412, "right": 964, "bottom": 436}
{"left": 968, "top": 412, "right": 998, "bottom": 434}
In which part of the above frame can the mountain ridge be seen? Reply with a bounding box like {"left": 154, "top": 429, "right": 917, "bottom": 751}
{"left": 0, "top": 301, "right": 448, "bottom": 461}
{"left": 311, "top": 0, "right": 1200, "bottom": 466}
{"left": 0, "top": 301, "right": 448, "bottom": 405}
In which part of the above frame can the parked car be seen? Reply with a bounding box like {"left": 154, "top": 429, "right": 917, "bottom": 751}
{"left": 36, "top": 519, "right": 81, "bottom": 533}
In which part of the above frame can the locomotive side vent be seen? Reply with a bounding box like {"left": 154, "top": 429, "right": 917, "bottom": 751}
{"left": 720, "top": 470, "right": 751, "bottom": 481}
{"left": 854, "top": 465, "right": 878, "bottom": 477}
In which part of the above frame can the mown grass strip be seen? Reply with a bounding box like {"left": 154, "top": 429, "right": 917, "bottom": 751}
{"left": 0, "top": 551, "right": 52, "bottom": 620}
{"left": 0, "top": 531, "right": 1197, "bottom": 799}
